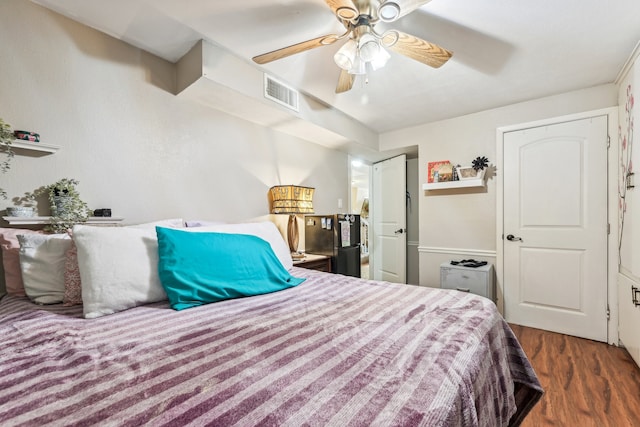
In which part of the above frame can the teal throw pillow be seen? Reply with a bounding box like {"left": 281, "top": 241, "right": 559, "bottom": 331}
{"left": 156, "top": 227, "right": 305, "bottom": 310}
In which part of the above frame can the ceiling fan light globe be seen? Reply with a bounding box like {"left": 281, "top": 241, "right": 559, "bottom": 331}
{"left": 378, "top": 1, "right": 401, "bottom": 22}
{"left": 370, "top": 47, "right": 391, "bottom": 70}
{"left": 334, "top": 52, "right": 353, "bottom": 70}
{"left": 349, "top": 55, "right": 367, "bottom": 75}
{"left": 334, "top": 39, "right": 357, "bottom": 70}
{"left": 358, "top": 34, "right": 380, "bottom": 62}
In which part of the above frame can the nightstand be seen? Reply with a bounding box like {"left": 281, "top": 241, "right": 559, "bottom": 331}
{"left": 293, "top": 253, "right": 331, "bottom": 272}
{"left": 440, "top": 262, "right": 495, "bottom": 301}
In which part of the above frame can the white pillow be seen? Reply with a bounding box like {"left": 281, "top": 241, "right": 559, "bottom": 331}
{"left": 127, "top": 218, "right": 185, "bottom": 229}
{"left": 72, "top": 225, "right": 168, "bottom": 319}
{"left": 185, "top": 220, "right": 226, "bottom": 227}
{"left": 181, "top": 222, "right": 292, "bottom": 270}
{"left": 18, "top": 234, "right": 72, "bottom": 304}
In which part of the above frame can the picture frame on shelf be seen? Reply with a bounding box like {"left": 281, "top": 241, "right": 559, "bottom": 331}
{"left": 427, "top": 160, "right": 453, "bottom": 183}
{"left": 457, "top": 166, "right": 485, "bottom": 180}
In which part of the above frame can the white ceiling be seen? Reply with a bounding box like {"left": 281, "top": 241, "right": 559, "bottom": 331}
{"left": 32, "top": 0, "right": 640, "bottom": 134}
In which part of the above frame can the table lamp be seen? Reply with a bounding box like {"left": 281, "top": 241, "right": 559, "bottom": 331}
{"left": 270, "top": 185, "right": 314, "bottom": 253}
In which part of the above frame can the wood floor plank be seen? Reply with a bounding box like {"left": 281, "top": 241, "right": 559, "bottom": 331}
{"left": 511, "top": 324, "right": 640, "bottom": 426}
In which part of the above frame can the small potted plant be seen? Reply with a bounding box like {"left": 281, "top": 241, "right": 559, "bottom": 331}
{"left": 0, "top": 118, "right": 14, "bottom": 200}
{"left": 37, "top": 178, "right": 91, "bottom": 233}
{"left": 7, "top": 191, "right": 37, "bottom": 217}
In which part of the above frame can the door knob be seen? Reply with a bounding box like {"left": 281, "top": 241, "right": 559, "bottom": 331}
{"left": 394, "top": 228, "right": 406, "bottom": 234}
{"left": 506, "top": 234, "right": 523, "bottom": 242}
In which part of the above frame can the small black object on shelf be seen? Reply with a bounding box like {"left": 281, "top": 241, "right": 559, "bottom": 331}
{"left": 93, "top": 208, "right": 112, "bottom": 217}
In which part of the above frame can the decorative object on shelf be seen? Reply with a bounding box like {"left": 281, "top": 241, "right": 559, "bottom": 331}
{"left": 452, "top": 164, "right": 461, "bottom": 181}
{"left": 427, "top": 160, "right": 452, "bottom": 183}
{"left": 456, "top": 156, "right": 490, "bottom": 181}
{"left": 5, "top": 207, "right": 35, "bottom": 217}
{"left": 11, "top": 190, "right": 37, "bottom": 210}
{"left": 457, "top": 166, "right": 485, "bottom": 180}
{"left": 13, "top": 130, "right": 40, "bottom": 142}
{"left": 269, "top": 185, "right": 315, "bottom": 253}
{"left": 472, "top": 156, "right": 489, "bottom": 171}
{"left": 93, "top": 208, "right": 112, "bottom": 217}
{"left": 37, "top": 178, "right": 91, "bottom": 233}
{"left": 0, "top": 118, "right": 14, "bottom": 200}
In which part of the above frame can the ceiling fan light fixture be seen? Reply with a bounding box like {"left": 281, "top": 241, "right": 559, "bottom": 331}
{"left": 370, "top": 46, "right": 391, "bottom": 70}
{"left": 378, "top": 1, "right": 401, "bottom": 22}
{"left": 349, "top": 55, "right": 367, "bottom": 75}
{"left": 358, "top": 33, "right": 380, "bottom": 62}
{"left": 334, "top": 39, "right": 358, "bottom": 70}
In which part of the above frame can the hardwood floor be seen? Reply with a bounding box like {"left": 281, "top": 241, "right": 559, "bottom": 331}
{"left": 511, "top": 324, "right": 640, "bottom": 427}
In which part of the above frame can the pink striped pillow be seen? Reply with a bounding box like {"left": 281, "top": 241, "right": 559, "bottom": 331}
{"left": 0, "top": 228, "right": 44, "bottom": 296}
{"left": 63, "top": 238, "right": 82, "bottom": 306}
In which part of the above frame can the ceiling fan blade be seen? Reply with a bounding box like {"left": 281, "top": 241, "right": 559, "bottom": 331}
{"left": 253, "top": 34, "right": 340, "bottom": 65}
{"left": 325, "top": 0, "right": 359, "bottom": 20}
{"left": 336, "top": 69, "right": 355, "bottom": 93}
{"left": 383, "top": 31, "right": 452, "bottom": 68}
{"left": 398, "top": 0, "right": 433, "bottom": 18}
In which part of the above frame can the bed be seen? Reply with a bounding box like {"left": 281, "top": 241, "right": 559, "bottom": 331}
{"left": 0, "top": 222, "right": 542, "bottom": 426}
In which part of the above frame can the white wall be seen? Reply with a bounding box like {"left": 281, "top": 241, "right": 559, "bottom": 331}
{"left": 618, "top": 55, "right": 640, "bottom": 278}
{"left": 0, "top": 1, "right": 348, "bottom": 232}
{"left": 617, "top": 48, "right": 640, "bottom": 366}
{"left": 381, "top": 84, "right": 618, "bottom": 289}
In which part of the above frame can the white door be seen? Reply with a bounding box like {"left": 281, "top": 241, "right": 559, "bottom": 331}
{"left": 503, "top": 116, "right": 608, "bottom": 342}
{"left": 372, "top": 155, "right": 406, "bottom": 283}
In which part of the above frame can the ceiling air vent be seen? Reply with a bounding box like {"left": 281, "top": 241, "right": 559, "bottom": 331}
{"left": 264, "top": 74, "right": 299, "bottom": 112}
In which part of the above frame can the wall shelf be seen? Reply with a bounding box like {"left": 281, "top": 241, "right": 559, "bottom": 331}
{"left": 423, "top": 178, "right": 485, "bottom": 190}
{"left": 7, "top": 140, "right": 60, "bottom": 155}
{"left": 12, "top": 140, "right": 60, "bottom": 154}
{"left": 2, "top": 216, "right": 124, "bottom": 226}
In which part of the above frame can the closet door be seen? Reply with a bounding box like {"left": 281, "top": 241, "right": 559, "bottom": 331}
{"left": 503, "top": 116, "right": 608, "bottom": 342}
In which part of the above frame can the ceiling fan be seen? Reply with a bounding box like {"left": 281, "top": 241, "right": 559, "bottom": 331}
{"left": 252, "top": 0, "right": 453, "bottom": 93}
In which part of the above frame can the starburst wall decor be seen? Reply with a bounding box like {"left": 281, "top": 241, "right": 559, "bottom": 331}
{"left": 472, "top": 156, "right": 489, "bottom": 171}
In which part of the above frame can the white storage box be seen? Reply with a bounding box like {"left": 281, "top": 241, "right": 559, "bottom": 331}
{"left": 440, "top": 262, "right": 495, "bottom": 301}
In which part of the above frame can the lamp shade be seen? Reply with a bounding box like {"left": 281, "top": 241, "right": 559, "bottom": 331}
{"left": 270, "top": 185, "right": 314, "bottom": 214}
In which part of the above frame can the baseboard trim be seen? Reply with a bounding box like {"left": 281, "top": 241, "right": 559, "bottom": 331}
{"left": 418, "top": 246, "right": 497, "bottom": 258}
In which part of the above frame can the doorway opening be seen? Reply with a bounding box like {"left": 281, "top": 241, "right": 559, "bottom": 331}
{"left": 351, "top": 160, "right": 371, "bottom": 279}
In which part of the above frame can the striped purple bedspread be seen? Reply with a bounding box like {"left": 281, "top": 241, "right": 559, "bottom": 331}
{"left": 0, "top": 268, "right": 542, "bottom": 426}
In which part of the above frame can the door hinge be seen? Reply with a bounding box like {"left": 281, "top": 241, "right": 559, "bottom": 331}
{"left": 607, "top": 223, "right": 610, "bottom": 235}
{"left": 606, "top": 305, "right": 610, "bottom": 320}
{"left": 607, "top": 135, "right": 611, "bottom": 148}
